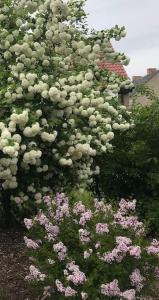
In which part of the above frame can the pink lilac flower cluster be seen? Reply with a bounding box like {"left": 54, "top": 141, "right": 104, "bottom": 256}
{"left": 146, "top": 239, "right": 159, "bottom": 255}
{"left": 101, "top": 280, "right": 136, "bottom": 300}
{"left": 43, "top": 195, "right": 52, "bottom": 207}
{"left": 24, "top": 236, "right": 39, "bottom": 249}
{"left": 45, "top": 223, "right": 59, "bottom": 241}
{"left": 130, "top": 269, "right": 145, "bottom": 292}
{"left": 101, "top": 279, "right": 121, "bottom": 297}
{"left": 24, "top": 193, "right": 159, "bottom": 299}
{"left": 53, "top": 241, "right": 67, "bottom": 261}
{"left": 24, "top": 218, "right": 33, "bottom": 230}
{"left": 55, "top": 279, "right": 77, "bottom": 297}
{"left": 94, "top": 198, "right": 112, "bottom": 213}
{"left": 100, "top": 236, "right": 141, "bottom": 263}
{"left": 96, "top": 223, "right": 109, "bottom": 234}
{"left": 122, "top": 289, "right": 136, "bottom": 300}
{"left": 35, "top": 212, "right": 49, "bottom": 226}
{"left": 73, "top": 201, "right": 86, "bottom": 215}
{"left": 84, "top": 248, "right": 93, "bottom": 259}
{"left": 55, "top": 280, "right": 88, "bottom": 298}
{"left": 129, "top": 245, "right": 141, "bottom": 258}
{"left": 43, "top": 196, "right": 55, "bottom": 218}
{"left": 73, "top": 201, "right": 92, "bottom": 226}
{"left": 79, "top": 210, "right": 92, "bottom": 226}
{"left": 65, "top": 261, "right": 86, "bottom": 285}
{"left": 55, "top": 193, "right": 70, "bottom": 221}
{"left": 79, "top": 228, "right": 90, "bottom": 243}
{"left": 119, "top": 199, "right": 136, "bottom": 213}
{"left": 114, "top": 209, "right": 144, "bottom": 235}
{"left": 25, "top": 265, "right": 46, "bottom": 281}
{"left": 35, "top": 211, "right": 60, "bottom": 242}
{"left": 95, "top": 242, "right": 101, "bottom": 249}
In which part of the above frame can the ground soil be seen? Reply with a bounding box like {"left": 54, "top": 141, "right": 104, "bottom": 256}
{"left": 0, "top": 229, "right": 40, "bottom": 300}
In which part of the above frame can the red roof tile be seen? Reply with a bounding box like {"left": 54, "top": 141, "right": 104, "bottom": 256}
{"left": 99, "top": 61, "right": 128, "bottom": 78}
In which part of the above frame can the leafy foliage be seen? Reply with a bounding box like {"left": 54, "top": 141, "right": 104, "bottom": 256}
{"left": 97, "top": 99, "right": 159, "bottom": 236}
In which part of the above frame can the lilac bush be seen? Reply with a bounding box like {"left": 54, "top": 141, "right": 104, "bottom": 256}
{"left": 24, "top": 192, "right": 159, "bottom": 299}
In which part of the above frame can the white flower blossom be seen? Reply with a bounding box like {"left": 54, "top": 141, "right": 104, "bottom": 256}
{"left": 0, "top": 0, "right": 132, "bottom": 207}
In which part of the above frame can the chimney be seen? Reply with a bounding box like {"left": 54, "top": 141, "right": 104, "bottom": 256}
{"left": 132, "top": 75, "right": 142, "bottom": 82}
{"left": 147, "top": 68, "right": 157, "bottom": 75}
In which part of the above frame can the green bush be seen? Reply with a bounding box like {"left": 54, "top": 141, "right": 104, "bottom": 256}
{"left": 96, "top": 101, "right": 159, "bottom": 236}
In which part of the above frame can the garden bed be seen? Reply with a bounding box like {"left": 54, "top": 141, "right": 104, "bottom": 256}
{"left": 0, "top": 228, "right": 159, "bottom": 300}
{"left": 0, "top": 229, "right": 39, "bottom": 300}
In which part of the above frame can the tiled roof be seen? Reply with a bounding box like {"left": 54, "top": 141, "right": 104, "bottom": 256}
{"left": 99, "top": 61, "right": 128, "bottom": 78}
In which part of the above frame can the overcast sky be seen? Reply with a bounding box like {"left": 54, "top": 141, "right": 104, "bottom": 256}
{"left": 85, "top": 0, "right": 159, "bottom": 78}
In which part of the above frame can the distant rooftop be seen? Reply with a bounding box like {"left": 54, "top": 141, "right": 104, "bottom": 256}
{"left": 133, "top": 68, "right": 159, "bottom": 84}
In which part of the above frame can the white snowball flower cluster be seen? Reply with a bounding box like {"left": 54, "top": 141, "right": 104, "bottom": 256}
{"left": 0, "top": 0, "right": 133, "bottom": 210}
{"left": 67, "top": 143, "right": 96, "bottom": 161}
{"left": 59, "top": 158, "right": 73, "bottom": 166}
{"left": 23, "top": 150, "right": 42, "bottom": 165}
{"left": 0, "top": 157, "right": 18, "bottom": 189}
{"left": 10, "top": 185, "right": 52, "bottom": 209}
{"left": 41, "top": 131, "right": 57, "bottom": 142}
{"left": 23, "top": 123, "right": 41, "bottom": 137}
{"left": 10, "top": 111, "right": 29, "bottom": 127}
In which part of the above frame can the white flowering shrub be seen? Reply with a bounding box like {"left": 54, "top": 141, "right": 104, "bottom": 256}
{"left": 24, "top": 191, "right": 159, "bottom": 299}
{"left": 0, "top": 0, "right": 133, "bottom": 214}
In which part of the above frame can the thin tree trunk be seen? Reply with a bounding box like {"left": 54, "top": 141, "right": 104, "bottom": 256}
{"left": 94, "top": 175, "right": 101, "bottom": 201}
{"left": 1, "top": 191, "right": 14, "bottom": 227}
